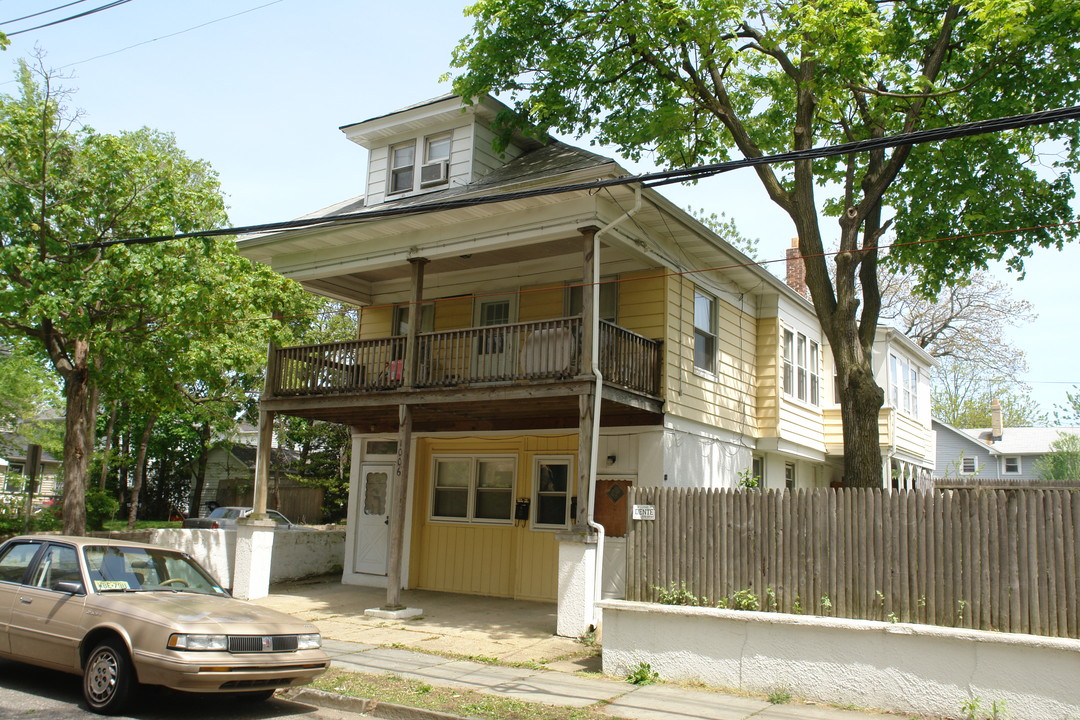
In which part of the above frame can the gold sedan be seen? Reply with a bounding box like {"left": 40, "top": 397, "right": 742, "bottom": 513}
{"left": 0, "top": 535, "right": 329, "bottom": 715}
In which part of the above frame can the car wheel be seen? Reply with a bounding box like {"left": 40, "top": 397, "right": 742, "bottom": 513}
{"left": 83, "top": 638, "right": 136, "bottom": 715}
{"left": 233, "top": 689, "right": 275, "bottom": 702}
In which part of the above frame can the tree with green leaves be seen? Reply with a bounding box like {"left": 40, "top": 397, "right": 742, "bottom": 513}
{"left": 0, "top": 61, "right": 307, "bottom": 533}
{"left": 1035, "top": 433, "right": 1080, "bottom": 481}
{"left": 450, "top": 0, "right": 1080, "bottom": 486}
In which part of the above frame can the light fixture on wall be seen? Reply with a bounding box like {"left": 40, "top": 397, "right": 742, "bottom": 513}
{"left": 607, "top": 455, "right": 617, "bottom": 466}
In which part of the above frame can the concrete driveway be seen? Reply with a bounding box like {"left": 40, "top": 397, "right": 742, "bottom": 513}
{"left": 252, "top": 576, "right": 597, "bottom": 671}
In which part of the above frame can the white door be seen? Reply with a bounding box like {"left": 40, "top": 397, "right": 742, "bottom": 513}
{"left": 472, "top": 297, "right": 515, "bottom": 379}
{"left": 353, "top": 463, "right": 393, "bottom": 575}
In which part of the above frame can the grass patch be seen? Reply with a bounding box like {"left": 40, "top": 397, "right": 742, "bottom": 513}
{"left": 312, "top": 668, "right": 612, "bottom": 720}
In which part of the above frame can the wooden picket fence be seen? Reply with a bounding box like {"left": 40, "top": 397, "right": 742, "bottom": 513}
{"left": 625, "top": 487, "right": 1080, "bottom": 639}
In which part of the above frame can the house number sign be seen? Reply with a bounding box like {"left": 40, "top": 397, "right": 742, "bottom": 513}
{"left": 631, "top": 504, "right": 656, "bottom": 520}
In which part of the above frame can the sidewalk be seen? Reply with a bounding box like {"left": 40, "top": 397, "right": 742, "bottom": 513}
{"left": 255, "top": 579, "right": 905, "bottom": 720}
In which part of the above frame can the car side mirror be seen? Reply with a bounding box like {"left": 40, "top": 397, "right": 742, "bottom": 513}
{"left": 54, "top": 580, "right": 86, "bottom": 595}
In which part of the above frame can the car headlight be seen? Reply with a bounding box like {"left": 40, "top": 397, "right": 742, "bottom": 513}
{"left": 296, "top": 633, "right": 321, "bottom": 650}
{"left": 167, "top": 633, "right": 229, "bottom": 651}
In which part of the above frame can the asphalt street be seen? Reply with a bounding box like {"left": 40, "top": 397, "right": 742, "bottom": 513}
{"left": 0, "top": 658, "right": 356, "bottom": 720}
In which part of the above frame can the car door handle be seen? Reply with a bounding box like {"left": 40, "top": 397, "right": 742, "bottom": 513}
{"left": 19, "top": 596, "right": 32, "bottom": 604}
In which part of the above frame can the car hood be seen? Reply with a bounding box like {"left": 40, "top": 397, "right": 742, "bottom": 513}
{"left": 92, "top": 592, "right": 320, "bottom": 635}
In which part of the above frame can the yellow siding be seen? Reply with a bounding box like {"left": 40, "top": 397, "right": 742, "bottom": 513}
{"left": 617, "top": 270, "right": 665, "bottom": 339}
{"left": 519, "top": 282, "right": 564, "bottom": 322}
{"left": 894, "top": 412, "right": 932, "bottom": 457}
{"left": 755, "top": 316, "right": 780, "bottom": 436}
{"left": 663, "top": 276, "right": 759, "bottom": 434}
{"left": 359, "top": 305, "right": 393, "bottom": 339}
{"left": 409, "top": 434, "right": 577, "bottom": 601}
{"left": 434, "top": 296, "right": 472, "bottom": 331}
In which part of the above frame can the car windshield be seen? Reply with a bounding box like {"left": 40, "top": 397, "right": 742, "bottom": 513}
{"left": 209, "top": 507, "right": 246, "bottom": 519}
{"left": 84, "top": 545, "right": 228, "bottom": 596}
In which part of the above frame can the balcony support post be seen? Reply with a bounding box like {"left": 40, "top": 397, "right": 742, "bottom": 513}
{"left": 402, "top": 258, "right": 428, "bottom": 389}
{"left": 384, "top": 402, "right": 413, "bottom": 611}
{"left": 576, "top": 225, "right": 600, "bottom": 531}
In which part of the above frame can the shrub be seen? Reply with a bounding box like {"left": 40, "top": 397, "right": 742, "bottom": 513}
{"left": 86, "top": 490, "right": 120, "bottom": 531}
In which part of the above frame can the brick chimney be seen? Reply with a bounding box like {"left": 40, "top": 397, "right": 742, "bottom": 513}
{"left": 785, "top": 237, "right": 810, "bottom": 299}
{"left": 990, "top": 398, "right": 1003, "bottom": 442}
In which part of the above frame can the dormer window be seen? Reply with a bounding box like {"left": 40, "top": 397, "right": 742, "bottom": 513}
{"left": 389, "top": 141, "right": 416, "bottom": 194}
{"left": 388, "top": 133, "right": 452, "bottom": 196}
{"left": 421, "top": 134, "right": 451, "bottom": 187}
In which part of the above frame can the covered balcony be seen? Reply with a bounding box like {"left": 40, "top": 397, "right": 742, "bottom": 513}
{"left": 262, "top": 316, "right": 664, "bottom": 432}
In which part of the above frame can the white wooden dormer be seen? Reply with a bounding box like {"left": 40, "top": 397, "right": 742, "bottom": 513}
{"left": 340, "top": 95, "right": 541, "bottom": 207}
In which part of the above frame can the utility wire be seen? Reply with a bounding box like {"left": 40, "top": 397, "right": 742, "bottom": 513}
{"left": 73, "top": 103, "right": 1080, "bottom": 251}
{"left": 7, "top": 0, "right": 136, "bottom": 37}
{"left": 0, "top": 0, "right": 93, "bottom": 27}
{"left": 51, "top": 0, "right": 286, "bottom": 71}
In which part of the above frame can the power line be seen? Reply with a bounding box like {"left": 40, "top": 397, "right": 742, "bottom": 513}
{"left": 6, "top": 0, "right": 136, "bottom": 36}
{"left": 51, "top": 0, "right": 286, "bottom": 71}
{"left": 72, "top": 103, "right": 1080, "bottom": 251}
{"left": 0, "top": 0, "right": 93, "bottom": 28}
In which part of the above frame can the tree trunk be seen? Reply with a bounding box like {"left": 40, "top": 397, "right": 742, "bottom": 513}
{"left": 60, "top": 339, "right": 93, "bottom": 536}
{"left": 98, "top": 401, "right": 118, "bottom": 491}
{"left": 836, "top": 352, "right": 886, "bottom": 487}
{"left": 189, "top": 422, "right": 212, "bottom": 517}
{"left": 126, "top": 413, "right": 157, "bottom": 529}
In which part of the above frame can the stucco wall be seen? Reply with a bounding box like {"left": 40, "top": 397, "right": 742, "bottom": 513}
{"left": 148, "top": 528, "right": 344, "bottom": 589}
{"left": 599, "top": 600, "right": 1080, "bottom": 720}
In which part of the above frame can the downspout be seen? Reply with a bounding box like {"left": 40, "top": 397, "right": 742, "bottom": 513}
{"left": 586, "top": 186, "right": 642, "bottom": 628}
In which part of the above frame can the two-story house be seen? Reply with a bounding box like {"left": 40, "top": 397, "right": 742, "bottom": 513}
{"left": 237, "top": 94, "right": 936, "bottom": 633}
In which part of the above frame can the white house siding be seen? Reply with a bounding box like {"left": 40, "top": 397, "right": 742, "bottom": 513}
{"left": 471, "top": 123, "right": 525, "bottom": 180}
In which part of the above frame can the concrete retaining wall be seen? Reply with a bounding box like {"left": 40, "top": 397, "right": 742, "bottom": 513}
{"left": 146, "top": 528, "right": 345, "bottom": 588}
{"left": 598, "top": 600, "right": 1080, "bottom": 720}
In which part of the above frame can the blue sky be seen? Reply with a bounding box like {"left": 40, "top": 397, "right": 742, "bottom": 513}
{"left": 2, "top": 0, "right": 1077, "bottom": 418}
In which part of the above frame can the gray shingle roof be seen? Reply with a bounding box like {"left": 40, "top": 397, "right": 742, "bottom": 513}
{"left": 960, "top": 426, "right": 1080, "bottom": 454}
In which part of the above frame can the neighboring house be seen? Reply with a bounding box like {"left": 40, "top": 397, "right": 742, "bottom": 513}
{"left": 933, "top": 401, "right": 1080, "bottom": 484}
{"left": 237, "top": 94, "right": 936, "bottom": 631}
{"left": 0, "top": 432, "right": 61, "bottom": 508}
{"left": 188, "top": 442, "right": 323, "bottom": 523}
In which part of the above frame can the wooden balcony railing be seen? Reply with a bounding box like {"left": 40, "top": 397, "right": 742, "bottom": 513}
{"left": 269, "top": 317, "right": 662, "bottom": 399}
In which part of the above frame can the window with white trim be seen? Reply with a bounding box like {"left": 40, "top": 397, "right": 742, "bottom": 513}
{"left": 782, "top": 330, "right": 794, "bottom": 395}
{"left": 783, "top": 329, "right": 819, "bottom": 405}
{"left": 890, "top": 354, "right": 920, "bottom": 415}
{"left": 1003, "top": 456, "right": 1020, "bottom": 474}
{"left": 693, "top": 288, "right": 716, "bottom": 374}
{"left": 431, "top": 456, "right": 515, "bottom": 523}
{"left": 961, "top": 456, "right": 977, "bottom": 474}
{"left": 534, "top": 456, "right": 572, "bottom": 528}
{"left": 420, "top": 133, "right": 451, "bottom": 187}
{"left": 388, "top": 141, "right": 416, "bottom": 195}
{"left": 785, "top": 462, "right": 796, "bottom": 489}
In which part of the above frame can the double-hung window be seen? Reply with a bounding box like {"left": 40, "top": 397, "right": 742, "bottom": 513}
{"left": 389, "top": 141, "right": 416, "bottom": 195}
{"left": 420, "top": 134, "right": 452, "bottom": 187}
{"left": 431, "top": 456, "right": 515, "bottom": 523}
{"left": 693, "top": 288, "right": 717, "bottom": 374}
{"left": 1003, "top": 456, "right": 1020, "bottom": 474}
{"left": 890, "top": 354, "right": 920, "bottom": 415}
{"left": 961, "top": 456, "right": 977, "bottom": 474}
{"left": 783, "top": 329, "right": 819, "bottom": 405}
{"left": 534, "top": 457, "right": 572, "bottom": 528}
